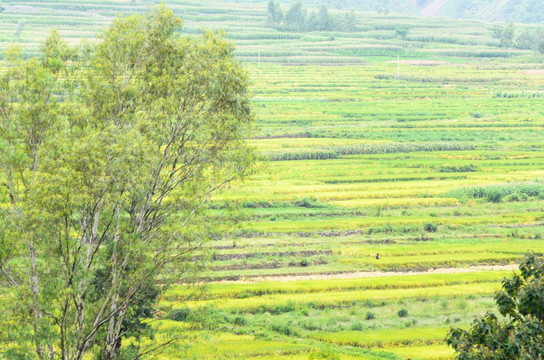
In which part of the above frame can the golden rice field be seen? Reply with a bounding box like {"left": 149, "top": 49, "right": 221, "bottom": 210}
{"left": 1, "top": 0, "right": 544, "bottom": 359}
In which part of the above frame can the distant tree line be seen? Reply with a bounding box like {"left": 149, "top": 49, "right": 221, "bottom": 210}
{"left": 266, "top": 1, "right": 357, "bottom": 32}
{"left": 493, "top": 23, "right": 544, "bottom": 55}
{"left": 376, "top": 6, "right": 390, "bottom": 15}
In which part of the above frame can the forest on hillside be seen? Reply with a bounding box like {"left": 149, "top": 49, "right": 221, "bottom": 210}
{"left": 250, "top": 0, "right": 544, "bottom": 23}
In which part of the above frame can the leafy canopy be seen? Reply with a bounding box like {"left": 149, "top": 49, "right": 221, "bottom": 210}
{"left": 448, "top": 253, "right": 544, "bottom": 359}
{"left": 0, "top": 5, "right": 254, "bottom": 360}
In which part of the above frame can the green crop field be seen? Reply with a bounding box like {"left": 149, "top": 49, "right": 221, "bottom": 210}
{"left": 1, "top": 0, "right": 544, "bottom": 359}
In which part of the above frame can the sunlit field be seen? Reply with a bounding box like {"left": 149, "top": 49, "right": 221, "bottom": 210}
{"left": 1, "top": 0, "right": 543, "bottom": 359}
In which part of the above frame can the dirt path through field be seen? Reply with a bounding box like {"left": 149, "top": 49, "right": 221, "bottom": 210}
{"left": 218, "top": 264, "right": 518, "bottom": 283}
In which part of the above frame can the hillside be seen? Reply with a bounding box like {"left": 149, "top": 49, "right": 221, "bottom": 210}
{"left": 1, "top": 0, "right": 541, "bottom": 61}
{"left": 427, "top": 0, "right": 544, "bottom": 23}
{"left": 270, "top": 0, "right": 544, "bottom": 23}
{"left": 1, "top": 1, "right": 544, "bottom": 360}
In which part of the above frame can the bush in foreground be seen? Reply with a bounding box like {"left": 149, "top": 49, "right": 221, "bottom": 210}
{"left": 448, "top": 253, "right": 544, "bottom": 359}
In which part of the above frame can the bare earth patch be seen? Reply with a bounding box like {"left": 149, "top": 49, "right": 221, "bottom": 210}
{"left": 218, "top": 264, "right": 517, "bottom": 283}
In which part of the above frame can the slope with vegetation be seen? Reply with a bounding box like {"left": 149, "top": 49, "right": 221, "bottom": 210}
{"left": 262, "top": 0, "right": 544, "bottom": 23}
{"left": 1, "top": 1, "right": 544, "bottom": 360}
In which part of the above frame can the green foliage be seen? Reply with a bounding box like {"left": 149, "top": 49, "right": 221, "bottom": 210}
{"left": 503, "top": 193, "right": 527, "bottom": 202}
{"left": 284, "top": 2, "right": 305, "bottom": 30}
{"left": 91, "top": 267, "right": 160, "bottom": 359}
{"left": 492, "top": 22, "right": 515, "bottom": 48}
{"left": 448, "top": 253, "right": 544, "bottom": 359}
{"left": 350, "top": 322, "right": 364, "bottom": 331}
{"left": 267, "top": 303, "right": 296, "bottom": 314}
{"left": 448, "top": 182, "right": 544, "bottom": 203}
{"left": 266, "top": 2, "right": 357, "bottom": 32}
{"left": 515, "top": 28, "right": 534, "bottom": 49}
{"left": 13, "top": 20, "right": 25, "bottom": 39}
{"left": 186, "top": 306, "right": 230, "bottom": 330}
{"left": 232, "top": 316, "right": 249, "bottom": 326}
{"left": 534, "top": 27, "right": 544, "bottom": 55}
{"left": 501, "top": 23, "right": 515, "bottom": 48}
{"left": 308, "top": 348, "right": 340, "bottom": 360}
{"left": 423, "top": 223, "right": 438, "bottom": 233}
{"left": 511, "top": 26, "right": 544, "bottom": 54}
{"left": 397, "top": 309, "right": 409, "bottom": 318}
{"left": 168, "top": 308, "right": 192, "bottom": 322}
{"left": 316, "top": 5, "right": 333, "bottom": 31}
{"left": 270, "top": 322, "right": 294, "bottom": 335}
{"left": 266, "top": 142, "right": 473, "bottom": 161}
{"left": 0, "top": 5, "right": 254, "bottom": 360}
{"left": 294, "top": 197, "right": 327, "bottom": 208}
{"left": 266, "top": 0, "right": 283, "bottom": 25}
{"left": 377, "top": 6, "right": 390, "bottom": 15}
{"left": 3, "top": 2, "right": 544, "bottom": 358}
{"left": 434, "top": 164, "right": 477, "bottom": 173}
{"left": 395, "top": 25, "right": 409, "bottom": 40}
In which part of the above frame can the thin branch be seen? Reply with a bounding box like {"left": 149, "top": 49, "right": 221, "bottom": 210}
{"left": 0, "top": 266, "right": 20, "bottom": 287}
{"left": 129, "top": 337, "right": 182, "bottom": 360}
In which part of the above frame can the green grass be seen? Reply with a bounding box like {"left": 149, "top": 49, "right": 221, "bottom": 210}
{"left": 2, "top": 1, "right": 544, "bottom": 359}
{"left": 311, "top": 327, "right": 449, "bottom": 347}
{"left": 164, "top": 271, "right": 510, "bottom": 301}
{"left": 168, "top": 282, "right": 501, "bottom": 311}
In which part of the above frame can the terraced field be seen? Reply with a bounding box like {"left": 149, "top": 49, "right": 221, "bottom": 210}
{"left": 2, "top": 0, "right": 544, "bottom": 359}
{"left": 0, "top": 0, "right": 539, "bottom": 62}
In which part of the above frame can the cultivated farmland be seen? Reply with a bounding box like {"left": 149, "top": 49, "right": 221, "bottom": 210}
{"left": 1, "top": 0, "right": 544, "bottom": 359}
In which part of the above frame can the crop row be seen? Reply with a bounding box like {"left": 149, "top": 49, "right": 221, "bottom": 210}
{"left": 167, "top": 282, "right": 501, "bottom": 312}
{"left": 163, "top": 271, "right": 508, "bottom": 301}
{"left": 265, "top": 142, "right": 475, "bottom": 161}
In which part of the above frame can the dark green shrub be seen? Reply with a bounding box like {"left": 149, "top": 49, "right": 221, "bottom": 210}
{"left": 486, "top": 190, "right": 504, "bottom": 203}
{"left": 232, "top": 316, "right": 248, "bottom": 326}
{"left": 470, "top": 112, "right": 485, "bottom": 118}
{"left": 268, "top": 303, "right": 295, "bottom": 314}
{"left": 187, "top": 306, "right": 229, "bottom": 330}
{"left": 301, "top": 321, "right": 319, "bottom": 331}
{"left": 294, "top": 197, "right": 324, "bottom": 208}
{"left": 242, "top": 200, "right": 276, "bottom": 208}
{"left": 436, "top": 164, "right": 477, "bottom": 173}
{"left": 504, "top": 193, "right": 520, "bottom": 202}
{"left": 398, "top": 309, "right": 409, "bottom": 318}
{"left": 350, "top": 322, "right": 364, "bottom": 331}
{"left": 308, "top": 302, "right": 319, "bottom": 309}
{"left": 267, "top": 142, "right": 474, "bottom": 162}
{"left": 168, "top": 307, "right": 191, "bottom": 322}
{"left": 423, "top": 223, "right": 438, "bottom": 232}
{"left": 447, "top": 182, "right": 544, "bottom": 202}
{"left": 270, "top": 323, "right": 293, "bottom": 335}
{"left": 309, "top": 349, "right": 340, "bottom": 359}
{"left": 448, "top": 253, "right": 544, "bottom": 359}
{"left": 365, "top": 312, "right": 376, "bottom": 320}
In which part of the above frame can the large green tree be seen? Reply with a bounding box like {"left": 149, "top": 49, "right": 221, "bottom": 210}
{"left": 0, "top": 5, "right": 254, "bottom": 360}
{"left": 316, "top": 5, "right": 332, "bottom": 31}
{"left": 447, "top": 253, "right": 544, "bottom": 359}
{"left": 284, "top": 2, "right": 306, "bottom": 30}
{"left": 266, "top": 0, "right": 283, "bottom": 24}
